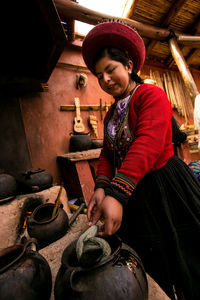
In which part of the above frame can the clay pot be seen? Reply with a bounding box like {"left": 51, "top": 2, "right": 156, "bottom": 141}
{"left": 0, "top": 239, "right": 52, "bottom": 300}
{"left": 69, "top": 133, "right": 92, "bottom": 152}
{"left": 17, "top": 169, "right": 53, "bottom": 193}
{"left": 27, "top": 202, "right": 85, "bottom": 249}
{"left": 0, "top": 172, "right": 17, "bottom": 202}
{"left": 27, "top": 203, "right": 69, "bottom": 248}
{"left": 54, "top": 235, "right": 148, "bottom": 300}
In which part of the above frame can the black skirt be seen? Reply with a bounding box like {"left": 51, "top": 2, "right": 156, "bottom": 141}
{"left": 118, "top": 155, "right": 200, "bottom": 300}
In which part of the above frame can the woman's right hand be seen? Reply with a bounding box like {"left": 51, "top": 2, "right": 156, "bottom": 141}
{"left": 87, "top": 188, "right": 105, "bottom": 224}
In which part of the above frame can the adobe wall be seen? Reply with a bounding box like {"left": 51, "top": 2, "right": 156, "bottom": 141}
{"left": 3, "top": 44, "right": 200, "bottom": 184}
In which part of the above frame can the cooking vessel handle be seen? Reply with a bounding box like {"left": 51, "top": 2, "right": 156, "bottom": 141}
{"left": 62, "top": 266, "right": 85, "bottom": 292}
{"left": 22, "top": 169, "right": 45, "bottom": 177}
{"left": 0, "top": 238, "right": 38, "bottom": 274}
{"left": 68, "top": 203, "right": 85, "bottom": 226}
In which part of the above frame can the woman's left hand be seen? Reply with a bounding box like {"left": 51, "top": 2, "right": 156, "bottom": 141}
{"left": 90, "top": 195, "right": 123, "bottom": 237}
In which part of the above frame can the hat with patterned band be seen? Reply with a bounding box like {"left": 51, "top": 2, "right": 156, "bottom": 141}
{"left": 82, "top": 21, "right": 146, "bottom": 74}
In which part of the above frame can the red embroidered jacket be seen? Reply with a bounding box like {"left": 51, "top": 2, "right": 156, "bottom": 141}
{"left": 95, "top": 83, "right": 174, "bottom": 204}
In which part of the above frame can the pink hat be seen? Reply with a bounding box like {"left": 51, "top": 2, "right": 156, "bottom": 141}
{"left": 82, "top": 22, "right": 145, "bottom": 74}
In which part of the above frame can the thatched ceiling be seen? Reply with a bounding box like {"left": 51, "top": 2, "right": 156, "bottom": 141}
{"left": 129, "top": 0, "right": 200, "bottom": 69}
{"left": 55, "top": 0, "right": 200, "bottom": 71}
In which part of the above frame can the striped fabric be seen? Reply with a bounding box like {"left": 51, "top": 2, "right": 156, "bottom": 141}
{"left": 111, "top": 172, "right": 137, "bottom": 196}
{"left": 188, "top": 160, "right": 200, "bottom": 180}
{"left": 95, "top": 175, "right": 111, "bottom": 186}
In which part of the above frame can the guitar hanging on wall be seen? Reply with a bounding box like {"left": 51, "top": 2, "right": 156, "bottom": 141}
{"left": 74, "top": 97, "right": 85, "bottom": 133}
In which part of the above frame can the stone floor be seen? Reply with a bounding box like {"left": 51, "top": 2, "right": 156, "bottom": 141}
{"left": 0, "top": 186, "right": 170, "bottom": 300}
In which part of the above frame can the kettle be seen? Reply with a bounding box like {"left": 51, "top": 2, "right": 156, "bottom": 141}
{"left": 54, "top": 235, "right": 148, "bottom": 300}
{"left": 0, "top": 239, "right": 52, "bottom": 300}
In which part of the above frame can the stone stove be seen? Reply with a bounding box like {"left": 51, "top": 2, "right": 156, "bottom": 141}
{"left": 0, "top": 185, "right": 170, "bottom": 300}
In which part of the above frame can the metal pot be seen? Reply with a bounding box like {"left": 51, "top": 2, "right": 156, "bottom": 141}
{"left": 17, "top": 169, "right": 53, "bottom": 193}
{"left": 0, "top": 239, "right": 52, "bottom": 300}
{"left": 69, "top": 132, "right": 92, "bottom": 152}
{"left": 54, "top": 235, "right": 148, "bottom": 300}
{"left": 27, "top": 203, "right": 69, "bottom": 248}
{"left": 27, "top": 203, "right": 85, "bottom": 249}
{"left": 0, "top": 172, "right": 17, "bottom": 202}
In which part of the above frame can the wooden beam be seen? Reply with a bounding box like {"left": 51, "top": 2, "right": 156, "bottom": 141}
{"left": 54, "top": 0, "right": 173, "bottom": 41}
{"left": 123, "top": 0, "right": 139, "bottom": 19}
{"left": 54, "top": 0, "right": 200, "bottom": 43}
{"left": 168, "top": 37, "right": 199, "bottom": 104}
{"left": 146, "top": 0, "right": 186, "bottom": 56}
{"left": 56, "top": 62, "right": 88, "bottom": 71}
{"left": 186, "top": 49, "right": 200, "bottom": 65}
{"left": 60, "top": 104, "right": 111, "bottom": 112}
{"left": 177, "top": 35, "right": 200, "bottom": 43}
{"left": 67, "top": 18, "right": 75, "bottom": 41}
{"left": 162, "top": 0, "right": 186, "bottom": 27}
{"left": 166, "top": 14, "right": 200, "bottom": 68}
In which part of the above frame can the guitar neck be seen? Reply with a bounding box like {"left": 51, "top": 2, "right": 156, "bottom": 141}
{"left": 76, "top": 105, "right": 81, "bottom": 119}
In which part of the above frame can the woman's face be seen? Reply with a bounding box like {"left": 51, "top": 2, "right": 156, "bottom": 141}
{"left": 94, "top": 56, "right": 133, "bottom": 99}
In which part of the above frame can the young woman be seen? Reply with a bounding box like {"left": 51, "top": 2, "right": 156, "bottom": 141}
{"left": 82, "top": 21, "right": 200, "bottom": 300}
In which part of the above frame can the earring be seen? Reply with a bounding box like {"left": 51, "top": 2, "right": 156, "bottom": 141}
{"left": 128, "top": 70, "right": 132, "bottom": 74}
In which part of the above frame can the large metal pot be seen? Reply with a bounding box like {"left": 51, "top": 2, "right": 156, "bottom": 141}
{"left": 54, "top": 235, "right": 148, "bottom": 300}
{"left": 0, "top": 172, "right": 17, "bottom": 202}
{"left": 69, "top": 132, "right": 92, "bottom": 152}
{"left": 0, "top": 239, "right": 52, "bottom": 300}
{"left": 17, "top": 169, "right": 53, "bottom": 193}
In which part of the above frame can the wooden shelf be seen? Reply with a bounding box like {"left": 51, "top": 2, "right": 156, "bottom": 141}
{"left": 57, "top": 149, "right": 101, "bottom": 205}
{"left": 58, "top": 148, "right": 102, "bottom": 162}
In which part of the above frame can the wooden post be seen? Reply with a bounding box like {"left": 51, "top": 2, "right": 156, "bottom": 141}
{"left": 168, "top": 37, "right": 199, "bottom": 105}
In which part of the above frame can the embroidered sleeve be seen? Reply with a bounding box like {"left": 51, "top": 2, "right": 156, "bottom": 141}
{"left": 95, "top": 175, "right": 111, "bottom": 190}
{"left": 105, "top": 172, "right": 137, "bottom": 205}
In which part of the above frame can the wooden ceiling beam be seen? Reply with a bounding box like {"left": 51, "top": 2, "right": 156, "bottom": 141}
{"left": 54, "top": 0, "right": 200, "bottom": 42}
{"left": 65, "top": 18, "right": 75, "bottom": 41}
{"left": 146, "top": 0, "right": 186, "bottom": 56}
{"left": 124, "top": 0, "right": 140, "bottom": 19}
{"left": 184, "top": 17, "right": 200, "bottom": 63}
{"left": 162, "top": 0, "right": 186, "bottom": 27}
{"left": 186, "top": 49, "right": 200, "bottom": 65}
{"left": 169, "top": 37, "right": 199, "bottom": 104}
{"left": 166, "top": 15, "right": 200, "bottom": 68}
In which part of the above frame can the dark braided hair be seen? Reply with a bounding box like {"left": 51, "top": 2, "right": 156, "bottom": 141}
{"left": 92, "top": 46, "right": 143, "bottom": 84}
{"left": 171, "top": 115, "right": 187, "bottom": 155}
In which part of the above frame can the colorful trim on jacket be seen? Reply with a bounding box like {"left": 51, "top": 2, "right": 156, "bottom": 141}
{"left": 95, "top": 175, "right": 111, "bottom": 190}
{"left": 111, "top": 172, "right": 137, "bottom": 196}
{"left": 104, "top": 98, "right": 134, "bottom": 170}
{"left": 104, "top": 172, "right": 137, "bottom": 205}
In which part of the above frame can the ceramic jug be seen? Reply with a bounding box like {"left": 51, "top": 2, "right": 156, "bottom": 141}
{"left": 0, "top": 239, "right": 52, "bottom": 300}
{"left": 54, "top": 235, "right": 148, "bottom": 300}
